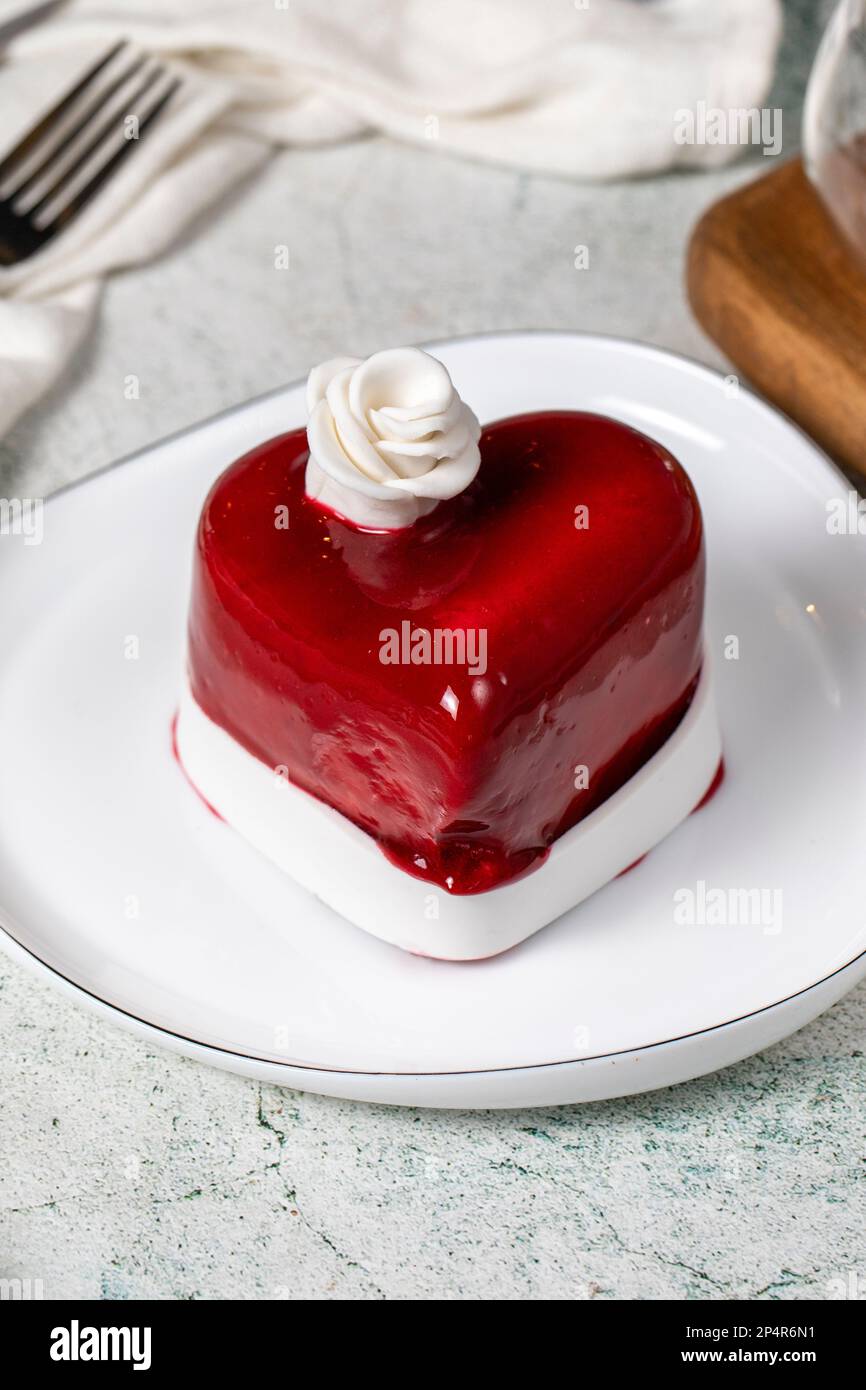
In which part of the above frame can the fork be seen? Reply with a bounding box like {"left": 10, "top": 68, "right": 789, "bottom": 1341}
{"left": 0, "top": 40, "right": 181, "bottom": 266}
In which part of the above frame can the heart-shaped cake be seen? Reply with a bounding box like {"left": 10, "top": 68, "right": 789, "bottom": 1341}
{"left": 177, "top": 347, "right": 720, "bottom": 958}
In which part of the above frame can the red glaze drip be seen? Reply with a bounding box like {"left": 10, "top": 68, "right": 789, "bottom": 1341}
{"left": 614, "top": 758, "right": 725, "bottom": 881}
{"left": 171, "top": 712, "right": 224, "bottom": 822}
{"left": 187, "top": 412, "right": 705, "bottom": 894}
{"left": 617, "top": 854, "right": 649, "bottom": 879}
{"left": 692, "top": 756, "right": 725, "bottom": 812}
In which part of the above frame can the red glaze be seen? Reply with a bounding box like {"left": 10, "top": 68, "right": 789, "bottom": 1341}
{"left": 693, "top": 756, "right": 725, "bottom": 811}
{"left": 171, "top": 713, "right": 224, "bottom": 822}
{"left": 614, "top": 757, "right": 724, "bottom": 880}
{"left": 187, "top": 412, "right": 705, "bottom": 894}
{"left": 617, "top": 854, "right": 649, "bottom": 879}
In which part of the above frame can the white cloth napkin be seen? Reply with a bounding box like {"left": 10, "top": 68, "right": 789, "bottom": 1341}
{"left": 0, "top": 0, "right": 782, "bottom": 440}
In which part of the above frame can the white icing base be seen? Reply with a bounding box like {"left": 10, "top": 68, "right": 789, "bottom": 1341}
{"left": 175, "top": 657, "right": 721, "bottom": 960}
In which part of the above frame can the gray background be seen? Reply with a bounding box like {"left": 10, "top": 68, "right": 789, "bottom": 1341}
{"left": 3, "top": 0, "right": 864, "bottom": 1300}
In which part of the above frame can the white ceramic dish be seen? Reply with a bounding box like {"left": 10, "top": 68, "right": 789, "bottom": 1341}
{"left": 1, "top": 332, "right": 864, "bottom": 1108}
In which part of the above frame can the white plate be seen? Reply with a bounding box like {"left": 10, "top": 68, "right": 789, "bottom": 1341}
{"left": 1, "top": 332, "right": 864, "bottom": 1108}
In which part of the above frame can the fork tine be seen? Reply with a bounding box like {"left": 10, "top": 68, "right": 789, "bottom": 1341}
{"left": 9, "top": 54, "right": 150, "bottom": 203}
{"left": 41, "top": 77, "right": 182, "bottom": 237}
{"left": 26, "top": 63, "right": 161, "bottom": 218}
{"left": 0, "top": 41, "right": 128, "bottom": 182}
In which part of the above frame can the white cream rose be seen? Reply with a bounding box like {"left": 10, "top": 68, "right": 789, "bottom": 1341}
{"left": 305, "top": 347, "right": 481, "bottom": 528}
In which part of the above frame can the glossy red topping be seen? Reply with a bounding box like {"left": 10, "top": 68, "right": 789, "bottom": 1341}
{"left": 187, "top": 412, "right": 705, "bottom": 893}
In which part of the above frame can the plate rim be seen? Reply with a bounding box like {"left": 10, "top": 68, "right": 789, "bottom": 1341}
{"left": 1, "top": 328, "right": 863, "bottom": 1086}
{"left": 40, "top": 328, "right": 853, "bottom": 512}
{"left": 2, "top": 911, "right": 865, "bottom": 1079}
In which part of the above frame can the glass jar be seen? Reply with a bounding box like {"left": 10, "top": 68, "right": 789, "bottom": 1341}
{"left": 803, "top": 0, "right": 866, "bottom": 263}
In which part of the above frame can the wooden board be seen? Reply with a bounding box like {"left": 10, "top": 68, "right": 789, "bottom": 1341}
{"left": 687, "top": 157, "right": 866, "bottom": 483}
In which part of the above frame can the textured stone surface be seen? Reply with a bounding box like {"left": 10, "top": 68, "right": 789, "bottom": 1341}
{"left": 1, "top": 960, "right": 864, "bottom": 1301}
{"left": 2, "top": 0, "right": 863, "bottom": 1301}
